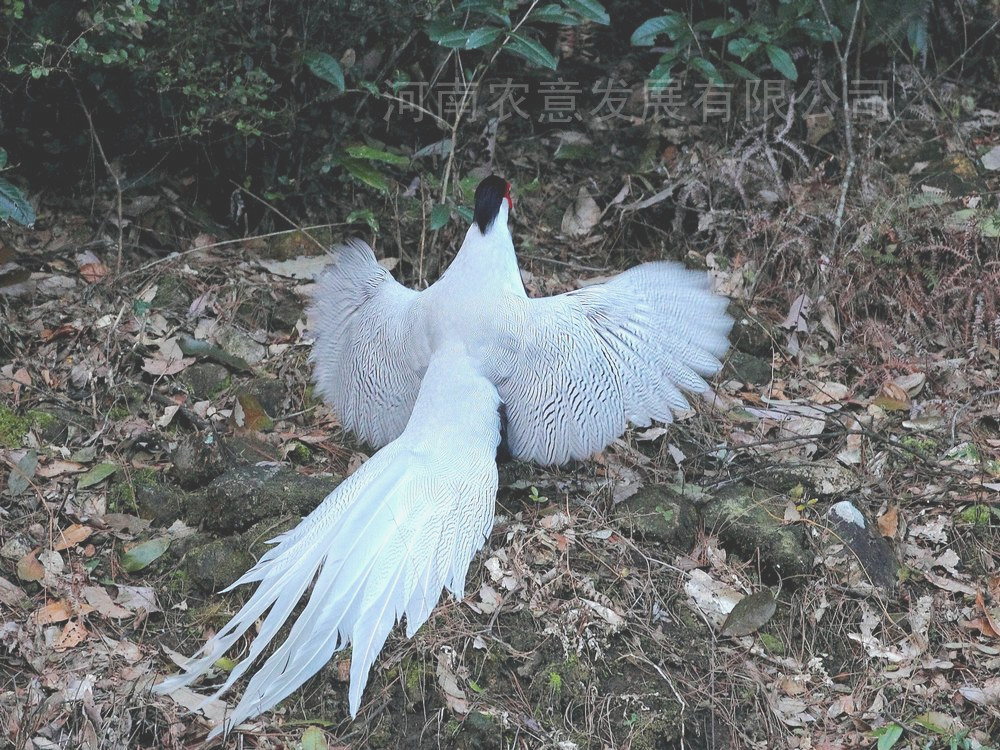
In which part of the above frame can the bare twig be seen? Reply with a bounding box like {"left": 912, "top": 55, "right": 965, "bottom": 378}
{"left": 75, "top": 88, "right": 125, "bottom": 272}
{"left": 817, "top": 0, "right": 862, "bottom": 235}
{"left": 229, "top": 181, "right": 329, "bottom": 253}
{"left": 123, "top": 223, "right": 345, "bottom": 276}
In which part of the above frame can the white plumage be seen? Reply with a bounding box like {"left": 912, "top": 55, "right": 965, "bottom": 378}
{"left": 155, "top": 177, "right": 731, "bottom": 736}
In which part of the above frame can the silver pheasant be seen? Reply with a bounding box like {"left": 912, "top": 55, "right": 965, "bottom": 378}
{"left": 155, "top": 176, "right": 732, "bottom": 736}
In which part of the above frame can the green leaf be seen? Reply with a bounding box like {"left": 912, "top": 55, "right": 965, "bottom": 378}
{"left": 430, "top": 204, "right": 451, "bottom": 230}
{"left": 631, "top": 13, "right": 687, "bottom": 46}
{"left": 432, "top": 26, "right": 503, "bottom": 49}
{"left": 0, "top": 176, "right": 36, "bottom": 227}
{"left": 345, "top": 145, "right": 409, "bottom": 166}
{"left": 426, "top": 19, "right": 457, "bottom": 42}
{"left": 455, "top": 0, "right": 511, "bottom": 25}
{"left": 455, "top": 206, "right": 474, "bottom": 224}
{"left": 345, "top": 208, "right": 379, "bottom": 234}
{"left": 720, "top": 590, "right": 777, "bottom": 636}
{"left": 412, "top": 138, "right": 453, "bottom": 159}
{"left": 725, "top": 60, "right": 755, "bottom": 79}
{"left": 8, "top": 450, "right": 37, "bottom": 495}
{"left": 765, "top": 44, "right": 797, "bottom": 80}
{"left": 906, "top": 192, "right": 952, "bottom": 208}
{"left": 77, "top": 462, "right": 117, "bottom": 489}
{"left": 0, "top": 148, "right": 7, "bottom": 169}
{"left": 121, "top": 537, "right": 170, "bottom": 572}
{"left": 504, "top": 33, "right": 558, "bottom": 69}
{"left": 693, "top": 16, "right": 726, "bottom": 33}
{"left": 874, "top": 724, "right": 904, "bottom": 750}
{"left": 980, "top": 211, "right": 1000, "bottom": 238}
{"left": 942, "top": 208, "right": 978, "bottom": 233}
{"left": 647, "top": 55, "right": 677, "bottom": 91}
{"left": 298, "top": 726, "right": 329, "bottom": 750}
{"left": 795, "top": 18, "right": 841, "bottom": 42}
{"left": 689, "top": 56, "right": 723, "bottom": 85}
{"left": 303, "top": 51, "right": 345, "bottom": 93}
{"left": 561, "top": 0, "right": 609, "bottom": 25}
{"left": 727, "top": 37, "right": 760, "bottom": 61}
{"left": 338, "top": 157, "right": 390, "bottom": 193}
{"left": 710, "top": 19, "right": 742, "bottom": 38}
{"left": 531, "top": 4, "right": 581, "bottom": 25}
{"left": 907, "top": 17, "right": 928, "bottom": 58}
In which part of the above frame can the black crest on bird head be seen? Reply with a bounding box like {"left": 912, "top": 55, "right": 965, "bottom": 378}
{"left": 473, "top": 176, "right": 510, "bottom": 234}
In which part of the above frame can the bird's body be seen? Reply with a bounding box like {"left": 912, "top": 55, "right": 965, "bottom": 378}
{"left": 155, "top": 177, "right": 731, "bottom": 736}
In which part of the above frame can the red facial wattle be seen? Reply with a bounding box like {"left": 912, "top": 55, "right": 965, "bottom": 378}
{"left": 504, "top": 182, "right": 513, "bottom": 211}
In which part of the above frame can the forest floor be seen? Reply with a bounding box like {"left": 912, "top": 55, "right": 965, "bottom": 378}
{"left": 2, "top": 67, "right": 1000, "bottom": 750}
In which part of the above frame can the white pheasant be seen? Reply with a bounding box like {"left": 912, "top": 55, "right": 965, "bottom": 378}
{"left": 155, "top": 176, "right": 732, "bottom": 736}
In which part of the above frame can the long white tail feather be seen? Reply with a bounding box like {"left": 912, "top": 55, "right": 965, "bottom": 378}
{"left": 155, "top": 353, "right": 501, "bottom": 738}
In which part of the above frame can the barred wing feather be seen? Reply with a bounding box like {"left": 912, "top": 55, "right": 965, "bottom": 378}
{"left": 490, "top": 262, "right": 731, "bottom": 465}
{"left": 309, "top": 239, "right": 429, "bottom": 448}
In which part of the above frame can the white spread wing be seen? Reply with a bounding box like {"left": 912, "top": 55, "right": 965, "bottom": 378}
{"left": 487, "top": 262, "right": 731, "bottom": 465}
{"left": 309, "top": 240, "right": 429, "bottom": 448}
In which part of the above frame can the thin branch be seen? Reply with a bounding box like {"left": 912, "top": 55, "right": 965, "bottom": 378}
{"left": 75, "top": 88, "right": 125, "bottom": 272}
{"left": 817, "top": 0, "right": 861, "bottom": 235}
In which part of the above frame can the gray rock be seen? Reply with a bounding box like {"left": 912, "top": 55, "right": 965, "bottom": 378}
{"left": 822, "top": 500, "right": 898, "bottom": 595}
{"left": 187, "top": 464, "right": 340, "bottom": 535}
{"left": 182, "top": 362, "right": 231, "bottom": 400}
{"left": 702, "top": 484, "right": 813, "bottom": 580}
{"left": 184, "top": 538, "right": 256, "bottom": 593}
{"left": 616, "top": 484, "right": 699, "bottom": 550}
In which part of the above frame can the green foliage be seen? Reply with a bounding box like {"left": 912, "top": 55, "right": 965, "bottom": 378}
{"left": 527, "top": 486, "right": 548, "bottom": 504}
{"left": 631, "top": 2, "right": 843, "bottom": 89}
{"left": 0, "top": 148, "right": 35, "bottom": 226}
{"left": 303, "top": 51, "right": 345, "bottom": 93}
{"left": 0, "top": 178, "right": 35, "bottom": 227}
{"left": 426, "top": 0, "right": 609, "bottom": 70}
{"left": 0, "top": 404, "right": 30, "bottom": 448}
{"left": 547, "top": 670, "right": 563, "bottom": 693}
{"left": 872, "top": 723, "right": 904, "bottom": 750}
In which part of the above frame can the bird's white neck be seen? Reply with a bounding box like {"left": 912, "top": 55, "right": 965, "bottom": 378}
{"left": 444, "top": 204, "right": 524, "bottom": 295}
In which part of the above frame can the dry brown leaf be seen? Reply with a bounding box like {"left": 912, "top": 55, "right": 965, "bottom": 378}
{"left": 560, "top": 186, "right": 601, "bottom": 237}
{"left": 33, "top": 600, "right": 74, "bottom": 625}
{"left": 810, "top": 381, "right": 850, "bottom": 404}
{"left": 877, "top": 507, "right": 899, "bottom": 538}
{"left": 141, "top": 355, "right": 193, "bottom": 376}
{"left": 83, "top": 585, "right": 133, "bottom": 619}
{"left": 436, "top": 648, "right": 469, "bottom": 714}
{"left": 893, "top": 372, "right": 926, "bottom": 396}
{"left": 53, "top": 523, "right": 94, "bottom": 551}
{"left": 880, "top": 381, "right": 910, "bottom": 404}
{"left": 0, "top": 576, "right": 28, "bottom": 607}
{"left": 53, "top": 618, "right": 89, "bottom": 651}
{"left": 16, "top": 549, "right": 44, "bottom": 582}
{"left": 36, "top": 460, "right": 87, "bottom": 478}
{"left": 79, "top": 262, "right": 109, "bottom": 283}
{"left": 976, "top": 589, "right": 1000, "bottom": 637}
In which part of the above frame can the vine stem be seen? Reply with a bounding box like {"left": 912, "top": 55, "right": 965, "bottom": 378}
{"left": 438, "top": 0, "right": 543, "bottom": 205}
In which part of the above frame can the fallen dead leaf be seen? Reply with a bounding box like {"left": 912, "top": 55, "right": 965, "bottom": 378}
{"left": 53, "top": 524, "right": 94, "bottom": 551}
{"left": 16, "top": 549, "right": 44, "bottom": 582}
{"left": 83, "top": 585, "right": 133, "bottom": 619}
{"left": 33, "top": 599, "right": 95, "bottom": 624}
{"left": 561, "top": 186, "right": 601, "bottom": 237}
{"left": 53, "top": 618, "right": 89, "bottom": 651}
{"left": 436, "top": 647, "right": 470, "bottom": 714}
{"left": 0, "top": 576, "right": 28, "bottom": 607}
{"left": 36, "top": 460, "right": 87, "bottom": 478}
{"left": 876, "top": 507, "right": 898, "bottom": 538}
